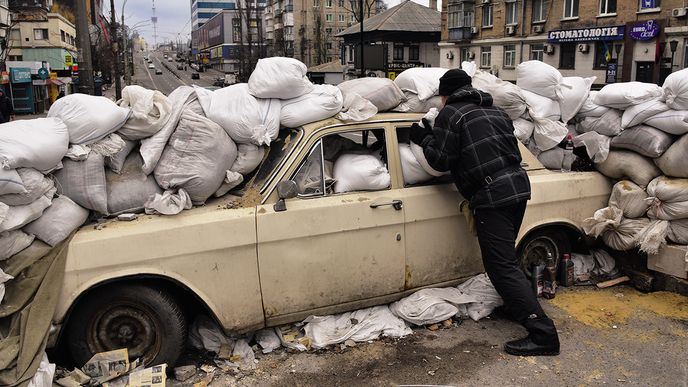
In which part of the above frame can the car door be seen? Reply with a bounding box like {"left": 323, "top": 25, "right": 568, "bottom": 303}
{"left": 256, "top": 125, "right": 406, "bottom": 321}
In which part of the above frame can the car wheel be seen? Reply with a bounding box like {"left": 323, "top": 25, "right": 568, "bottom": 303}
{"left": 66, "top": 284, "right": 186, "bottom": 367}
{"left": 518, "top": 229, "right": 571, "bottom": 279}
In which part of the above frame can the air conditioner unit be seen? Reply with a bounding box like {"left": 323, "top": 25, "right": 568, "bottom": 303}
{"left": 578, "top": 43, "right": 590, "bottom": 53}
{"left": 533, "top": 25, "right": 543, "bottom": 33}
{"left": 471, "top": 27, "right": 478, "bottom": 34}
{"left": 468, "top": 52, "right": 475, "bottom": 59}
{"left": 544, "top": 44, "right": 555, "bottom": 55}
{"left": 506, "top": 26, "right": 516, "bottom": 35}
{"left": 672, "top": 8, "right": 687, "bottom": 17}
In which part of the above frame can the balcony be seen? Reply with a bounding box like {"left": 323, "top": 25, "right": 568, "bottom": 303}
{"left": 448, "top": 27, "right": 473, "bottom": 42}
{"left": 284, "top": 4, "right": 293, "bottom": 12}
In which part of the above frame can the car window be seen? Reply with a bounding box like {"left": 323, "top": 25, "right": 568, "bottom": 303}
{"left": 396, "top": 126, "right": 453, "bottom": 187}
{"left": 291, "top": 128, "right": 390, "bottom": 197}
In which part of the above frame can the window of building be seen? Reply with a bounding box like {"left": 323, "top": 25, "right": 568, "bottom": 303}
{"left": 563, "top": 0, "right": 579, "bottom": 18}
{"left": 409, "top": 46, "right": 419, "bottom": 61}
{"left": 326, "top": 42, "right": 333, "bottom": 49}
{"left": 326, "top": 13, "right": 333, "bottom": 21}
{"left": 481, "top": 46, "right": 491, "bottom": 68}
{"left": 638, "top": 0, "right": 659, "bottom": 11}
{"left": 461, "top": 47, "right": 471, "bottom": 62}
{"left": 325, "top": 0, "right": 332, "bottom": 7}
{"left": 338, "top": 13, "right": 345, "bottom": 22}
{"left": 33, "top": 28, "right": 48, "bottom": 40}
{"left": 338, "top": 0, "right": 344, "bottom": 6}
{"left": 482, "top": 4, "right": 493, "bottom": 27}
{"left": 337, "top": 27, "right": 344, "bottom": 33}
{"left": 232, "top": 18, "right": 241, "bottom": 42}
{"left": 393, "top": 46, "right": 404, "bottom": 61}
{"left": 599, "top": 0, "right": 616, "bottom": 15}
{"left": 559, "top": 43, "right": 576, "bottom": 69}
{"left": 60, "top": 30, "right": 65, "bottom": 42}
{"left": 313, "top": 0, "right": 319, "bottom": 6}
{"left": 504, "top": 44, "right": 516, "bottom": 68}
{"left": 532, "top": 0, "right": 547, "bottom": 22}
{"left": 9, "top": 29, "right": 20, "bottom": 42}
{"left": 8, "top": 55, "right": 22, "bottom": 61}
{"left": 530, "top": 43, "right": 544, "bottom": 61}
{"left": 351, "top": 14, "right": 355, "bottom": 22}
{"left": 448, "top": 0, "right": 474, "bottom": 28}
{"left": 505, "top": 0, "right": 518, "bottom": 25}
{"left": 325, "top": 27, "right": 332, "bottom": 34}
{"left": 594, "top": 42, "right": 613, "bottom": 69}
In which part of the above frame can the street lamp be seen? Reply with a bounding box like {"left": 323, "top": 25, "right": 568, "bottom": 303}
{"left": 121, "top": 0, "right": 131, "bottom": 85}
{"left": 670, "top": 40, "right": 679, "bottom": 73}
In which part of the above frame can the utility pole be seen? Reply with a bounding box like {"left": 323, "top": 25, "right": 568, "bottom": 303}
{"left": 122, "top": 0, "right": 131, "bottom": 85}
{"left": 359, "top": 0, "right": 364, "bottom": 78}
{"left": 110, "top": 0, "right": 121, "bottom": 99}
{"left": 75, "top": 0, "right": 94, "bottom": 94}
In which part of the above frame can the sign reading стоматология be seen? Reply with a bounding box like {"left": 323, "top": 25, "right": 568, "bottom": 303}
{"left": 547, "top": 26, "right": 625, "bottom": 43}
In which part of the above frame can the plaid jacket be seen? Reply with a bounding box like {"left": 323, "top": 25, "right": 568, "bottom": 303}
{"left": 419, "top": 87, "right": 531, "bottom": 209}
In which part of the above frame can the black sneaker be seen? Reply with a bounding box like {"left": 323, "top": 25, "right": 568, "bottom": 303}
{"left": 504, "top": 335, "right": 560, "bottom": 356}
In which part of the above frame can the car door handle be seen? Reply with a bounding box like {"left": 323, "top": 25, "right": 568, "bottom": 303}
{"left": 370, "top": 200, "right": 403, "bottom": 210}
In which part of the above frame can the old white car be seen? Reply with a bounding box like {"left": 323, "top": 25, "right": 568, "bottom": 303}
{"left": 50, "top": 113, "right": 612, "bottom": 366}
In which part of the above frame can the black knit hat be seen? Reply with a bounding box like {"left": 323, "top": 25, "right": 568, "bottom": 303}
{"left": 438, "top": 69, "right": 472, "bottom": 96}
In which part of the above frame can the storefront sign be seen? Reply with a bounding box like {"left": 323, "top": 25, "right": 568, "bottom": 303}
{"left": 10, "top": 68, "right": 32, "bottom": 83}
{"left": 606, "top": 63, "right": 617, "bottom": 84}
{"left": 387, "top": 62, "right": 424, "bottom": 71}
{"left": 548, "top": 26, "right": 624, "bottom": 43}
{"left": 65, "top": 54, "right": 72, "bottom": 67}
{"left": 38, "top": 67, "right": 49, "bottom": 80}
{"left": 640, "top": 0, "right": 656, "bottom": 9}
{"left": 630, "top": 20, "right": 659, "bottom": 41}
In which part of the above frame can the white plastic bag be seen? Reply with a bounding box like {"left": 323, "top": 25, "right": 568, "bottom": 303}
{"left": 338, "top": 78, "right": 405, "bottom": 112}
{"left": 0, "top": 230, "right": 34, "bottom": 261}
{"left": 643, "top": 109, "right": 688, "bottom": 135}
{"left": 559, "top": 76, "right": 595, "bottom": 123}
{"left": 26, "top": 353, "right": 56, "bottom": 387}
{"left": 655, "top": 132, "right": 688, "bottom": 178}
{"left": 333, "top": 153, "right": 391, "bottom": 193}
{"left": 106, "top": 153, "right": 162, "bottom": 215}
{"left": 594, "top": 82, "right": 663, "bottom": 109}
{"left": 0, "top": 168, "right": 54, "bottom": 206}
{"left": 523, "top": 90, "right": 561, "bottom": 121}
{"left": 393, "top": 67, "right": 448, "bottom": 101}
{"left": 516, "top": 60, "right": 563, "bottom": 100}
{"left": 398, "top": 143, "right": 433, "bottom": 185}
{"left": 621, "top": 98, "right": 669, "bottom": 128}
{"left": 118, "top": 85, "right": 172, "bottom": 140}
{"left": 576, "top": 109, "right": 623, "bottom": 136}
{"left": 455, "top": 273, "right": 503, "bottom": 321}
{"left": 595, "top": 150, "right": 661, "bottom": 188}
{"left": 573, "top": 131, "right": 610, "bottom": 163}
{"left": 608, "top": 180, "right": 649, "bottom": 219}
{"left": 23, "top": 195, "right": 88, "bottom": 247}
{"left": 248, "top": 57, "right": 313, "bottom": 99}
{"left": 255, "top": 329, "right": 282, "bottom": 354}
{"left": 230, "top": 144, "right": 265, "bottom": 175}
{"left": 280, "top": 84, "right": 343, "bottom": 128}
{"left": 662, "top": 67, "right": 688, "bottom": 110}
{"left": 54, "top": 153, "right": 108, "bottom": 214}
{"left": 47, "top": 94, "right": 131, "bottom": 144}
{"left": 610, "top": 125, "right": 674, "bottom": 158}
{"left": 0, "top": 118, "right": 69, "bottom": 172}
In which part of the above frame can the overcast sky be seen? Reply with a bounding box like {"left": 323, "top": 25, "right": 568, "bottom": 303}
{"left": 112, "top": 0, "right": 439, "bottom": 46}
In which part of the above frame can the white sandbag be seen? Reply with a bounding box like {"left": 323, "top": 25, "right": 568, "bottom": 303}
{"left": 23, "top": 195, "right": 88, "bottom": 247}
{"left": 409, "top": 142, "right": 447, "bottom": 177}
{"left": 0, "top": 169, "right": 25, "bottom": 196}
{"left": 47, "top": 94, "right": 131, "bottom": 144}
{"left": 0, "top": 267, "right": 12, "bottom": 304}
{"left": 303, "top": 305, "right": 412, "bottom": 349}
{"left": 338, "top": 78, "right": 405, "bottom": 112}
{"left": 455, "top": 273, "right": 504, "bottom": 321}
{"left": 90, "top": 133, "right": 126, "bottom": 158}
{"left": 155, "top": 110, "right": 237, "bottom": 205}
{"left": 248, "top": 57, "right": 313, "bottom": 99}
{"left": 393, "top": 92, "right": 444, "bottom": 113}
{"left": 583, "top": 206, "right": 649, "bottom": 251}
{"left": 204, "top": 83, "right": 281, "bottom": 146}
{"left": 643, "top": 109, "right": 688, "bottom": 135}
{"left": 333, "top": 153, "right": 391, "bottom": 193}
{"left": 662, "top": 67, "right": 688, "bottom": 110}
{"left": 393, "top": 67, "right": 448, "bottom": 101}
{"left": 595, "top": 150, "right": 661, "bottom": 188}
{"left": 0, "top": 230, "right": 34, "bottom": 260}
{"left": 0, "top": 189, "right": 54, "bottom": 233}
{"left": 144, "top": 189, "right": 193, "bottom": 216}
{"left": 523, "top": 90, "right": 561, "bottom": 121}
{"left": 610, "top": 125, "right": 674, "bottom": 158}
{"left": 577, "top": 91, "right": 610, "bottom": 118}
{"left": 389, "top": 287, "right": 474, "bottom": 326}
{"left": 106, "top": 153, "right": 162, "bottom": 215}
{"left": 54, "top": 153, "right": 108, "bottom": 214}
{"left": 593, "top": 82, "right": 663, "bottom": 109}
{"left": 399, "top": 143, "right": 433, "bottom": 185}
{"left": 140, "top": 86, "right": 197, "bottom": 175}
{"left": 645, "top": 176, "right": 688, "bottom": 220}
{"left": 537, "top": 147, "right": 566, "bottom": 170}
{"left": 337, "top": 92, "right": 378, "bottom": 121}
{"left": 214, "top": 171, "right": 244, "bottom": 197}
{"left": 576, "top": 109, "right": 623, "bottom": 136}
{"left": 654, "top": 132, "right": 688, "bottom": 178}
{"left": 573, "top": 131, "right": 610, "bottom": 163}
{"left": 609, "top": 180, "right": 649, "bottom": 219}
{"left": 118, "top": 85, "right": 172, "bottom": 140}
{"left": 105, "top": 139, "right": 137, "bottom": 174}
{"left": 0, "top": 118, "right": 69, "bottom": 172}
{"left": 516, "top": 60, "right": 563, "bottom": 100}
{"left": 461, "top": 61, "right": 477, "bottom": 76}
{"left": 559, "top": 76, "right": 595, "bottom": 123}
{"left": 512, "top": 118, "right": 534, "bottom": 144}
{"left": 621, "top": 98, "right": 669, "bottom": 128}
{"left": 65, "top": 144, "right": 90, "bottom": 161}
{"left": 638, "top": 219, "right": 669, "bottom": 255}
{"left": 26, "top": 353, "right": 55, "bottom": 387}
{"left": 0, "top": 168, "right": 53, "bottom": 207}
{"left": 532, "top": 115, "right": 568, "bottom": 151}
{"left": 667, "top": 219, "right": 688, "bottom": 244}
{"left": 230, "top": 144, "right": 265, "bottom": 175}
{"left": 471, "top": 70, "right": 527, "bottom": 120}
{"left": 584, "top": 206, "right": 622, "bottom": 238}
{"left": 280, "top": 85, "right": 343, "bottom": 128}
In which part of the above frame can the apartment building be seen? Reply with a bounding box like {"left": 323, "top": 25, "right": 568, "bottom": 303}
{"left": 192, "top": 0, "right": 238, "bottom": 29}
{"left": 440, "top": 0, "right": 688, "bottom": 85}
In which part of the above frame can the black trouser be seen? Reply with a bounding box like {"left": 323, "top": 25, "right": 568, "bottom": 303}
{"left": 473, "top": 200, "right": 558, "bottom": 344}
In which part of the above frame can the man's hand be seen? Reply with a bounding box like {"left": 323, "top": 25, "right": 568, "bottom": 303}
{"left": 409, "top": 121, "right": 432, "bottom": 145}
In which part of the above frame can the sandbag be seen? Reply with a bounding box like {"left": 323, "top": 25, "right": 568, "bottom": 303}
{"left": 105, "top": 139, "right": 137, "bottom": 174}
{"left": 204, "top": 83, "right": 281, "bottom": 146}
{"left": 645, "top": 176, "right": 688, "bottom": 220}
{"left": 118, "top": 85, "right": 171, "bottom": 140}
{"left": 338, "top": 78, "right": 405, "bottom": 112}
{"left": 337, "top": 92, "right": 378, "bottom": 121}
{"left": 662, "top": 67, "right": 688, "bottom": 110}
{"left": 0, "top": 118, "right": 69, "bottom": 172}
{"left": 621, "top": 98, "right": 669, "bottom": 128}
{"left": 393, "top": 92, "right": 444, "bottom": 113}
{"left": 523, "top": 90, "right": 561, "bottom": 121}
{"left": 610, "top": 125, "right": 674, "bottom": 158}
{"left": 654, "top": 132, "right": 688, "bottom": 178}
{"left": 393, "top": 67, "right": 448, "bottom": 101}
{"left": 399, "top": 144, "right": 433, "bottom": 185}
{"left": 595, "top": 150, "right": 661, "bottom": 188}
{"left": 106, "top": 153, "right": 162, "bottom": 215}
{"left": 532, "top": 115, "right": 568, "bottom": 151}
{"left": 53, "top": 153, "right": 108, "bottom": 214}
{"left": 537, "top": 147, "right": 567, "bottom": 170}
{"left": 471, "top": 70, "right": 527, "bottom": 120}
{"left": 389, "top": 287, "right": 475, "bottom": 326}
{"left": 0, "top": 230, "right": 34, "bottom": 261}
{"left": 576, "top": 109, "right": 623, "bottom": 136}
{"left": 214, "top": 170, "right": 244, "bottom": 197}
{"left": 47, "top": 94, "right": 131, "bottom": 144}
{"left": 409, "top": 142, "right": 447, "bottom": 177}
{"left": 583, "top": 206, "right": 648, "bottom": 251}
{"left": 608, "top": 180, "right": 649, "bottom": 219}
{"left": 0, "top": 169, "right": 25, "bottom": 196}
{"left": 0, "top": 168, "right": 54, "bottom": 206}
{"left": 144, "top": 189, "right": 193, "bottom": 216}
{"left": 516, "top": 60, "right": 563, "bottom": 100}
{"left": 573, "top": 131, "right": 610, "bottom": 163}
{"left": 248, "top": 57, "right": 313, "bottom": 99}
{"left": 593, "top": 82, "right": 663, "bottom": 109}
{"left": 333, "top": 153, "right": 390, "bottom": 193}
{"left": 23, "top": 195, "right": 88, "bottom": 247}
{"left": 667, "top": 219, "right": 688, "bottom": 244}
{"left": 230, "top": 144, "right": 265, "bottom": 175}
{"left": 577, "top": 91, "right": 610, "bottom": 118}
{"left": 155, "top": 110, "right": 237, "bottom": 205}
{"left": 559, "top": 76, "right": 595, "bottom": 123}
{"left": 643, "top": 109, "right": 688, "bottom": 135}
{"left": 513, "top": 118, "right": 534, "bottom": 144}
{"left": 637, "top": 219, "right": 669, "bottom": 255}
{"left": 280, "top": 85, "right": 343, "bottom": 128}
{"left": 0, "top": 189, "right": 54, "bottom": 233}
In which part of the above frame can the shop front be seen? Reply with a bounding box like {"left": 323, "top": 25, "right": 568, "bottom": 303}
{"left": 9, "top": 68, "right": 34, "bottom": 114}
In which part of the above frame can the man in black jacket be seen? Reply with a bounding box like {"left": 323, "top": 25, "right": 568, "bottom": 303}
{"left": 410, "top": 69, "right": 560, "bottom": 356}
{"left": 0, "top": 89, "right": 13, "bottom": 123}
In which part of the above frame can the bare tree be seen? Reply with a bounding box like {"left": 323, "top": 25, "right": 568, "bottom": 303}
{"left": 236, "top": 0, "right": 265, "bottom": 82}
{"left": 341, "top": 0, "right": 382, "bottom": 23}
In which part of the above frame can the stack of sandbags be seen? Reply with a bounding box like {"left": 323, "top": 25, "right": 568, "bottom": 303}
{"left": 338, "top": 78, "right": 405, "bottom": 121}
{"left": 392, "top": 67, "right": 447, "bottom": 113}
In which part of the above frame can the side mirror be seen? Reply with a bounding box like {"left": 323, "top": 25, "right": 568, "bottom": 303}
{"left": 274, "top": 180, "right": 298, "bottom": 212}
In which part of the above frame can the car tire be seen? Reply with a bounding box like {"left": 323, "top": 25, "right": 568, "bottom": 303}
{"left": 66, "top": 284, "right": 187, "bottom": 367}
{"left": 517, "top": 229, "right": 571, "bottom": 279}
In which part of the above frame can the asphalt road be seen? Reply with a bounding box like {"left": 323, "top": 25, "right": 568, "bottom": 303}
{"left": 133, "top": 51, "right": 216, "bottom": 96}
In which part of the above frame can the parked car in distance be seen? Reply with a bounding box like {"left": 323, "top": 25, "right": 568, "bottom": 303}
{"left": 148, "top": 64, "right": 155, "bottom": 69}
{"left": 155, "top": 69, "right": 163, "bottom": 75}
{"left": 191, "top": 72, "right": 200, "bottom": 79}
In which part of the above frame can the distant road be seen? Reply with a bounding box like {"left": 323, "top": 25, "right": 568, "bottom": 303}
{"left": 133, "top": 51, "right": 215, "bottom": 96}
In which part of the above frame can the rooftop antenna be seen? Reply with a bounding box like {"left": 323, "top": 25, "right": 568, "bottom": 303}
{"left": 151, "top": 0, "right": 158, "bottom": 47}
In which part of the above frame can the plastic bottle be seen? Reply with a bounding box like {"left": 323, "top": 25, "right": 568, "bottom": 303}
{"left": 532, "top": 264, "right": 545, "bottom": 297}
{"left": 561, "top": 134, "right": 574, "bottom": 173}
{"left": 559, "top": 253, "right": 575, "bottom": 287}
{"left": 542, "top": 252, "right": 557, "bottom": 299}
